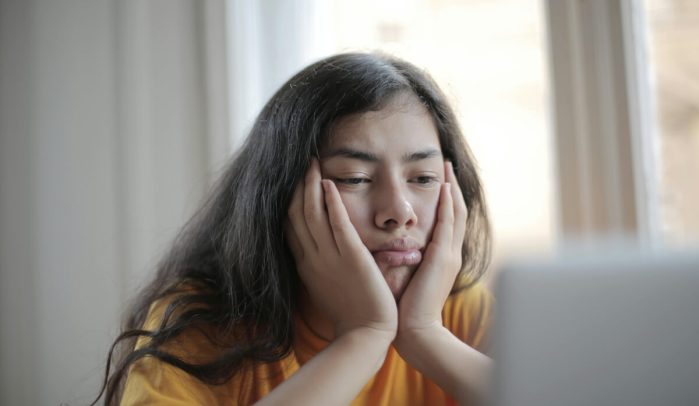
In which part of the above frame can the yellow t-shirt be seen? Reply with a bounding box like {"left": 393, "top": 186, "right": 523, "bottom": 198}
{"left": 121, "top": 283, "right": 493, "bottom": 405}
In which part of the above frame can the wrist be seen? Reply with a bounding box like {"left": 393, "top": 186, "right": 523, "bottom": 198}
{"left": 394, "top": 322, "right": 448, "bottom": 353}
{"left": 335, "top": 327, "right": 394, "bottom": 372}
{"left": 396, "top": 316, "right": 445, "bottom": 342}
{"left": 336, "top": 317, "right": 398, "bottom": 343}
{"left": 338, "top": 325, "right": 396, "bottom": 347}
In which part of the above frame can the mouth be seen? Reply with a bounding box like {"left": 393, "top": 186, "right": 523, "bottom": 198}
{"left": 370, "top": 238, "right": 423, "bottom": 267}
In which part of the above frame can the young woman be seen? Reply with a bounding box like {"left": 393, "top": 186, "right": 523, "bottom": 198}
{"left": 94, "top": 52, "right": 493, "bottom": 406}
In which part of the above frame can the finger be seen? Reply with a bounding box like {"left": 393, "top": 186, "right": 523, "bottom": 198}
{"left": 446, "top": 161, "right": 468, "bottom": 251}
{"left": 417, "top": 182, "right": 455, "bottom": 289}
{"left": 283, "top": 220, "right": 305, "bottom": 265}
{"left": 303, "top": 159, "right": 337, "bottom": 252}
{"left": 287, "top": 176, "right": 316, "bottom": 252}
{"left": 322, "top": 179, "right": 364, "bottom": 256}
{"left": 430, "top": 182, "right": 454, "bottom": 248}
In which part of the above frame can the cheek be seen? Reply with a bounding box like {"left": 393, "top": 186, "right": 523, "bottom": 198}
{"left": 414, "top": 189, "right": 441, "bottom": 234}
{"left": 337, "top": 193, "right": 372, "bottom": 240}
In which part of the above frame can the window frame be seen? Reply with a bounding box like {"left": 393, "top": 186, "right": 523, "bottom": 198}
{"left": 545, "top": 0, "right": 661, "bottom": 246}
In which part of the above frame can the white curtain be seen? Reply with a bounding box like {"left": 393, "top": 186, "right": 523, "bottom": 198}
{"left": 0, "top": 0, "right": 229, "bottom": 404}
{"left": 226, "top": 0, "right": 332, "bottom": 150}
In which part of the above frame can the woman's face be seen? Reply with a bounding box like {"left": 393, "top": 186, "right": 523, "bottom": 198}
{"left": 320, "top": 93, "right": 445, "bottom": 300}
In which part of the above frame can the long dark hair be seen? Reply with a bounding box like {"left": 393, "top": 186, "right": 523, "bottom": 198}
{"left": 92, "top": 52, "right": 491, "bottom": 405}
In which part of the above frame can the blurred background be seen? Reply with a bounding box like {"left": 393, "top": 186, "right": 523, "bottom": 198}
{"left": 0, "top": 0, "right": 696, "bottom": 404}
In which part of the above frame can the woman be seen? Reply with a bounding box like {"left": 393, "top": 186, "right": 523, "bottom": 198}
{"left": 94, "top": 52, "right": 493, "bottom": 405}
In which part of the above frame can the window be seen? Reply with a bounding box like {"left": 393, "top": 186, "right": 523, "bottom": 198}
{"left": 228, "top": 0, "right": 555, "bottom": 273}
{"left": 642, "top": 0, "right": 699, "bottom": 247}
{"left": 324, "top": 0, "right": 555, "bottom": 269}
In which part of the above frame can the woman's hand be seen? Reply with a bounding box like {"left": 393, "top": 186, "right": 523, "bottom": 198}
{"left": 395, "top": 161, "right": 467, "bottom": 338}
{"left": 286, "top": 159, "right": 398, "bottom": 340}
{"left": 391, "top": 161, "right": 491, "bottom": 405}
{"left": 260, "top": 160, "right": 396, "bottom": 406}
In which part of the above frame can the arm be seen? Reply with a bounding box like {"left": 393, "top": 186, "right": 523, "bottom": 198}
{"left": 394, "top": 161, "right": 492, "bottom": 405}
{"left": 394, "top": 325, "right": 492, "bottom": 405}
{"left": 256, "top": 327, "right": 392, "bottom": 406}
{"left": 270, "top": 159, "right": 397, "bottom": 404}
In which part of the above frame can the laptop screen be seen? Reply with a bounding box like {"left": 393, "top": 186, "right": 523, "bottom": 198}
{"left": 490, "top": 250, "right": 699, "bottom": 406}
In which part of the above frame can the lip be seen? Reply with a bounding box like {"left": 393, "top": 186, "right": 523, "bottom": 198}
{"left": 372, "top": 238, "right": 422, "bottom": 252}
{"left": 371, "top": 238, "right": 423, "bottom": 267}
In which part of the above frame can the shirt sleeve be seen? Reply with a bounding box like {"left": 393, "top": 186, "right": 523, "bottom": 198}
{"left": 441, "top": 282, "right": 495, "bottom": 355}
{"left": 121, "top": 356, "right": 223, "bottom": 405}
{"left": 119, "top": 293, "right": 240, "bottom": 405}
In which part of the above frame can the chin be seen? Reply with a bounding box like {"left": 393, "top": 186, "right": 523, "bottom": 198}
{"left": 383, "top": 265, "right": 415, "bottom": 301}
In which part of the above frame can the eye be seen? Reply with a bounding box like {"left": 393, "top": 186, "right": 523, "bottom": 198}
{"left": 409, "top": 175, "right": 439, "bottom": 185}
{"left": 334, "top": 177, "right": 371, "bottom": 185}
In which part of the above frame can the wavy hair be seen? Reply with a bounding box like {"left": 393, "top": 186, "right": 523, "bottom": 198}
{"left": 92, "top": 52, "right": 491, "bottom": 405}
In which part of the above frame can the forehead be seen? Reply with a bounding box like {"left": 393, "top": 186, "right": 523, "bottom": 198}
{"left": 323, "top": 93, "right": 441, "bottom": 155}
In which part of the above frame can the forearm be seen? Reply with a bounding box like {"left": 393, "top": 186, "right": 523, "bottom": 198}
{"left": 395, "top": 325, "right": 492, "bottom": 406}
{"left": 255, "top": 328, "right": 392, "bottom": 406}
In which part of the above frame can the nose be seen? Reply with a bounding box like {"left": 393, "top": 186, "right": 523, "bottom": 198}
{"left": 374, "top": 182, "right": 417, "bottom": 230}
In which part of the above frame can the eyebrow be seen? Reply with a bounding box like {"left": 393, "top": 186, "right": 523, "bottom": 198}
{"left": 323, "top": 148, "right": 379, "bottom": 162}
{"left": 322, "top": 147, "right": 442, "bottom": 163}
{"left": 402, "top": 148, "right": 442, "bottom": 162}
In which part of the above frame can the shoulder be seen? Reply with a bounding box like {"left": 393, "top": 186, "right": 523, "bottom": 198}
{"left": 442, "top": 281, "right": 495, "bottom": 354}
{"left": 133, "top": 284, "right": 223, "bottom": 363}
{"left": 122, "top": 354, "right": 238, "bottom": 405}
{"left": 122, "top": 285, "right": 247, "bottom": 404}
{"left": 122, "top": 284, "right": 297, "bottom": 404}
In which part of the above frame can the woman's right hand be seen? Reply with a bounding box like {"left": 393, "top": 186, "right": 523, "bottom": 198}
{"left": 286, "top": 159, "right": 397, "bottom": 340}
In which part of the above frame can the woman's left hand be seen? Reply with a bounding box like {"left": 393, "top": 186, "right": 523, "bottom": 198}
{"left": 390, "top": 162, "right": 493, "bottom": 405}
{"left": 394, "top": 161, "right": 468, "bottom": 340}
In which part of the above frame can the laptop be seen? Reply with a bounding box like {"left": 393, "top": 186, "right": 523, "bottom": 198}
{"left": 490, "top": 248, "right": 699, "bottom": 406}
